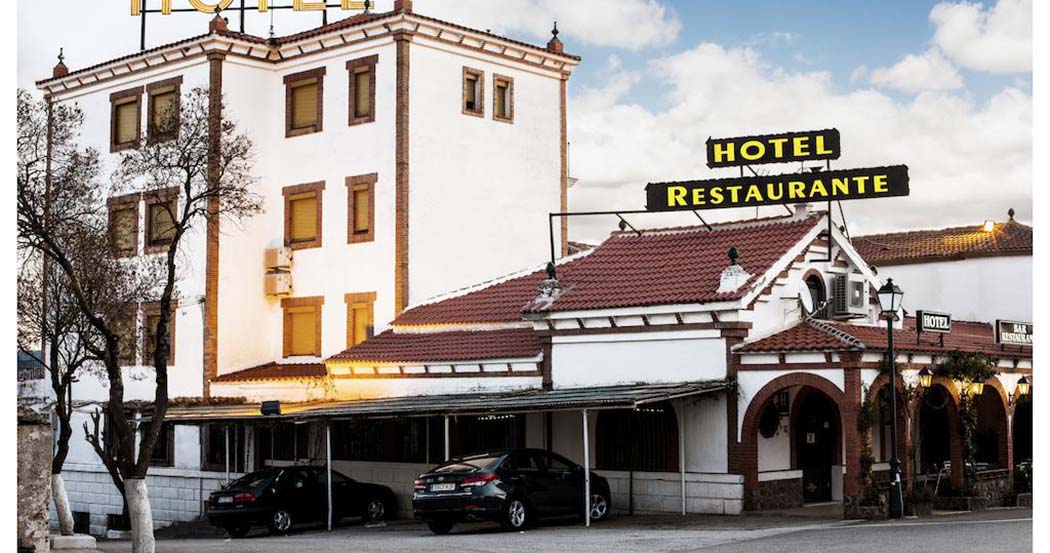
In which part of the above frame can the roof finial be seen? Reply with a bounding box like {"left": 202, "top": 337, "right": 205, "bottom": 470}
{"left": 728, "top": 246, "right": 739, "bottom": 265}
{"left": 209, "top": 8, "right": 229, "bottom": 33}
{"left": 547, "top": 21, "right": 564, "bottom": 53}
{"left": 1008, "top": 208, "right": 1015, "bottom": 220}
{"left": 552, "top": 21, "right": 559, "bottom": 39}
{"left": 52, "top": 47, "right": 69, "bottom": 78}
{"left": 58, "top": 47, "right": 64, "bottom": 64}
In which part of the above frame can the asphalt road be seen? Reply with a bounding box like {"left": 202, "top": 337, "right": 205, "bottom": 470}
{"left": 91, "top": 508, "right": 1031, "bottom": 553}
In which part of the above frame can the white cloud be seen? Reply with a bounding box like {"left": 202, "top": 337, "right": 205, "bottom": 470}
{"left": 415, "top": 0, "right": 681, "bottom": 51}
{"left": 566, "top": 42, "right": 1031, "bottom": 242}
{"left": 869, "top": 49, "right": 964, "bottom": 92}
{"left": 930, "top": 0, "right": 1031, "bottom": 73}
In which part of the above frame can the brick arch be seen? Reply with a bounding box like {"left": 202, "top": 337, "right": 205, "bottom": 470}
{"left": 912, "top": 376, "right": 963, "bottom": 489}
{"left": 739, "top": 373, "right": 846, "bottom": 507}
{"left": 973, "top": 378, "right": 1011, "bottom": 473}
{"left": 866, "top": 373, "right": 911, "bottom": 486}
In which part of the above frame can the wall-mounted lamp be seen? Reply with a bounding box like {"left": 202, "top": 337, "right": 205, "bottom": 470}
{"left": 918, "top": 368, "right": 933, "bottom": 389}
{"left": 968, "top": 381, "right": 985, "bottom": 397}
{"left": 1015, "top": 375, "right": 1030, "bottom": 398}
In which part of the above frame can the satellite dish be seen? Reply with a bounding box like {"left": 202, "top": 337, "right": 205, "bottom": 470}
{"left": 799, "top": 291, "right": 814, "bottom": 314}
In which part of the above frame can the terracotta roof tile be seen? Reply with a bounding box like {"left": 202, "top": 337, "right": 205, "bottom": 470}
{"left": 394, "top": 215, "right": 822, "bottom": 325}
{"left": 853, "top": 219, "right": 1031, "bottom": 266}
{"left": 213, "top": 362, "right": 327, "bottom": 383}
{"left": 327, "top": 328, "right": 541, "bottom": 364}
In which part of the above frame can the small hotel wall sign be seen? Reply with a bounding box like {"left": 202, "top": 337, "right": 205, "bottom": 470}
{"left": 706, "top": 129, "right": 840, "bottom": 168}
{"left": 995, "top": 320, "right": 1033, "bottom": 346}
{"left": 916, "top": 310, "right": 952, "bottom": 334}
{"left": 645, "top": 129, "right": 909, "bottom": 212}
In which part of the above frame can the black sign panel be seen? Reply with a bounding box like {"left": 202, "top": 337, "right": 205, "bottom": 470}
{"left": 995, "top": 320, "right": 1032, "bottom": 346}
{"left": 916, "top": 310, "right": 952, "bottom": 334}
{"left": 645, "top": 165, "right": 909, "bottom": 212}
{"left": 706, "top": 129, "right": 841, "bottom": 168}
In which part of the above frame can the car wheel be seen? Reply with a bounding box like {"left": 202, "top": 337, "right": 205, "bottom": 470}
{"left": 426, "top": 518, "right": 454, "bottom": 535}
{"left": 588, "top": 492, "right": 610, "bottom": 522}
{"left": 364, "top": 497, "right": 387, "bottom": 522}
{"left": 501, "top": 497, "right": 529, "bottom": 530}
{"left": 225, "top": 525, "right": 250, "bottom": 539}
{"left": 268, "top": 509, "right": 294, "bottom": 534}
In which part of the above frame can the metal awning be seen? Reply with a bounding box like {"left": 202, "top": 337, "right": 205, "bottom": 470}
{"left": 162, "top": 380, "right": 731, "bottom": 423}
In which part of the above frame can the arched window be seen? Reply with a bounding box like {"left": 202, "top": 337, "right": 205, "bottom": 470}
{"left": 596, "top": 402, "right": 679, "bottom": 472}
{"left": 805, "top": 273, "right": 827, "bottom": 318}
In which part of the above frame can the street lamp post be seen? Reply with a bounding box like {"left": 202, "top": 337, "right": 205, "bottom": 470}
{"left": 877, "top": 278, "right": 905, "bottom": 519}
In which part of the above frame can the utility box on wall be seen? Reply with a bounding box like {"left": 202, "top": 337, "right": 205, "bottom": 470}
{"left": 264, "top": 247, "right": 293, "bottom": 270}
{"left": 264, "top": 272, "right": 292, "bottom": 296}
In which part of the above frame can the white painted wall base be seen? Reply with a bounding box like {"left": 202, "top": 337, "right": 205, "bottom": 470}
{"left": 600, "top": 471, "right": 744, "bottom": 515}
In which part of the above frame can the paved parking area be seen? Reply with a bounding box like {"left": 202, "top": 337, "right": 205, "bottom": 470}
{"left": 90, "top": 507, "right": 1030, "bottom": 553}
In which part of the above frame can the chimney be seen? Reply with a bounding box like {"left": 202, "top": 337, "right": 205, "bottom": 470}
{"left": 209, "top": 13, "right": 228, "bottom": 33}
{"left": 52, "top": 48, "right": 68, "bottom": 78}
{"left": 394, "top": 0, "right": 413, "bottom": 13}
{"left": 546, "top": 21, "right": 564, "bottom": 53}
{"left": 792, "top": 202, "right": 812, "bottom": 219}
{"left": 717, "top": 246, "right": 752, "bottom": 293}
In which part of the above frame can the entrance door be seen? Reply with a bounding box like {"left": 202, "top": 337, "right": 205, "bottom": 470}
{"left": 796, "top": 392, "right": 837, "bottom": 503}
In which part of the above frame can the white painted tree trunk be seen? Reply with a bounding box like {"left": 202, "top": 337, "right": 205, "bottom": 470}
{"left": 125, "top": 478, "right": 156, "bottom": 553}
{"left": 52, "top": 473, "right": 76, "bottom": 535}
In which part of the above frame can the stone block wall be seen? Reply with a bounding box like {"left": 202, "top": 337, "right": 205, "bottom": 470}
{"left": 748, "top": 476, "right": 802, "bottom": 511}
{"left": 600, "top": 471, "right": 744, "bottom": 515}
{"left": 18, "top": 409, "right": 52, "bottom": 552}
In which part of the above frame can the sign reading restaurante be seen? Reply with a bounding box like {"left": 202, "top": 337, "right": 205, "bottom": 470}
{"left": 995, "top": 319, "right": 1033, "bottom": 346}
{"left": 646, "top": 129, "right": 910, "bottom": 212}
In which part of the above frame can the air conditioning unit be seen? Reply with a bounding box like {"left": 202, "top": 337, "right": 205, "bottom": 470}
{"left": 831, "top": 273, "right": 868, "bottom": 318}
{"left": 264, "top": 272, "right": 292, "bottom": 296}
{"left": 264, "top": 247, "right": 293, "bottom": 270}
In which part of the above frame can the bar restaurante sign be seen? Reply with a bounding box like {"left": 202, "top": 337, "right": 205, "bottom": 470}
{"left": 645, "top": 129, "right": 909, "bottom": 212}
{"left": 995, "top": 320, "right": 1033, "bottom": 346}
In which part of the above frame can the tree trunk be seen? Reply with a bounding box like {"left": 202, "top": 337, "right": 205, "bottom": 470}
{"left": 125, "top": 478, "right": 156, "bottom": 553}
{"left": 52, "top": 473, "right": 76, "bottom": 535}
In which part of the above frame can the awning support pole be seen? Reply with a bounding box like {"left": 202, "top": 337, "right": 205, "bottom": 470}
{"left": 444, "top": 415, "right": 450, "bottom": 461}
{"left": 224, "top": 425, "right": 230, "bottom": 485}
{"left": 678, "top": 400, "right": 686, "bottom": 515}
{"left": 583, "top": 409, "right": 591, "bottom": 528}
{"left": 326, "top": 422, "right": 333, "bottom": 532}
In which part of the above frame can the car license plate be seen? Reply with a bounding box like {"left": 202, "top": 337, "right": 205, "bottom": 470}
{"left": 430, "top": 483, "right": 456, "bottom": 492}
{"left": 218, "top": 496, "right": 234, "bottom": 504}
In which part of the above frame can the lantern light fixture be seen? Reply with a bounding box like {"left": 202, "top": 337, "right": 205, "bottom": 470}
{"left": 1016, "top": 375, "right": 1031, "bottom": 397}
{"left": 969, "top": 381, "right": 985, "bottom": 397}
{"left": 918, "top": 368, "right": 933, "bottom": 389}
{"left": 876, "top": 278, "right": 904, "bottom": 319}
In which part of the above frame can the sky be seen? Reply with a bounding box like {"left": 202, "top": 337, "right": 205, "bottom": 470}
{"left": 17, "top": 0, "right": 1033, "bottom": 243}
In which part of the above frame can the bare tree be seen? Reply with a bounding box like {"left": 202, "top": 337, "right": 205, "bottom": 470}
{"left": 18, "top": 87, "right": 260, "bottom": 553}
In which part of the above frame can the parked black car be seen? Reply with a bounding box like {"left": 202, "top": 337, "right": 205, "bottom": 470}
{"left": 206, "top": 465, "right": 397, "bottom": 537}
{"left": 412, "top": 448, "right": 611, "bottom": 534}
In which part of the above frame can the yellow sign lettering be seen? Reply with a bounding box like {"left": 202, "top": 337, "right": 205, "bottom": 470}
{"left": 816, "top": 135, "right": 832, "bottom": 155}
{"left": 740, "top": 140, "right": 765, "bottom": 161}
{"left": 727, "top": 185, "right": 742, "bottom": 203}
{"left": 710, "top": 187, "right": 724, "bottom": 204}
{"left": 766, "top": 183, "right": 783, "bottom": 201}
{"left": 667, "top": 186, "right": 687, "bottom": 207}
{"left": 712, "top": 142, "right": 735, "bottom": 164}
{"left": 793, "top": 136, "right": 810, "bottom": 157}
{"left": 692, "top": 188, "right": 706, "bottom": 206}
{"left": 854, "top": 175, "right": 869, "bottom": 194}
{"left": 809, "top": 179, "right": 828, "bottom": 197}
{"left": 132, "top": 0, "right": 366, "bottom": 15}
{"left": 768, "top": 137, "right": 788, "bottom": 158}
{"left": 873, "top": 174, "right": 888, "bottom": 193}
{"left": 744, "top": 185, "right": 763, "bottom": 202}
{"left": 188, "top": 0, "right": 233, "bottom": 13}
{"left": 789, "top": 181, "right": 805, "bottom": 199}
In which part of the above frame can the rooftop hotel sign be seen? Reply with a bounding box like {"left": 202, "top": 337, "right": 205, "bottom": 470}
{"left": 646, "top": 129, "right": 909, "bottom": 212}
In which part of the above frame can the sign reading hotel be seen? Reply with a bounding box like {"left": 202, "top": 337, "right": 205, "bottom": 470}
{"left": 645, "top": 129, "right": 909, "bottom": 212}
{"left": 916, "top": 310, "right": 952, "bottom": 334}
{"left": 995, "top": 320, "right": 1032, "bottom": 346}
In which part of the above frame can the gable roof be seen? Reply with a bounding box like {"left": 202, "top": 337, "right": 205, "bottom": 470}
{"left": 394, "top": 214, "right": 823, "bottom": 326}
{"left": 327, "top": 328, "right": 541, "bottom": 364}
{"left": 852, "top": 219, "right": 1032, "bottom": 267}
{"left": 212, "top": 362, "right": 327, "bottom": 383}
{"left": 736, "top": 317, "right": 1030, "bottom": 358}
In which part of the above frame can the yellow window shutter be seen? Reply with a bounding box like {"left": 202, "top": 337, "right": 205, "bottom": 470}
{"left": 289, "top": 308, "right": 317, "bottom": 355}
{"left": 291, "top": 80, "right": 318, "bottom": 129}
{"left": 353, "top": 188, "right": 369, "bottom": 232}
{"left": 350, "top": 303, "right": 371, "bottom": 346}
{"left": 112, "top": 207, "right": 136, "bottom": 252}
{"left": 354, "top": 70, "right": 370, "bottom": 118}
{"left": 290, "top": 195, "right": 317, "bottom": 241}
{"left": 116, "top": 100, "right": 138, "bottom": 144}
{"left": 152, "top": 91, "right": 177, "bottom": 134}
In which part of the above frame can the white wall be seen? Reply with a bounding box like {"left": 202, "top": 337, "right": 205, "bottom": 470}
{"left": 551, "top": 331, "right": 728, "bottom": 388}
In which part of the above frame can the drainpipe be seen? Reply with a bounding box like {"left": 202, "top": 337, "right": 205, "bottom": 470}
{"left": 326, "top": 422, "right": 333, "bottom": 531}
{"left": 583, "top": 409, "right": 591, "bottom": 527}
{"left": 444, "top": 415, "right": 450, "bottom": 461}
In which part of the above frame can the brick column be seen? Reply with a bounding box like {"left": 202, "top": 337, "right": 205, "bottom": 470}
{"left": 203, "top": 51, "right": 224, "bottom": 397}
{"left": 722, "top": 328, "right": 749, "bottom": 506}
{"left": 558, "top": 74, "right": 569, "bottom": 257}
{"left": 393, "top": 31, "right": 412, "bottom": 313}
{"left": 841, "top": 354, "right": 863, "bottom": 497}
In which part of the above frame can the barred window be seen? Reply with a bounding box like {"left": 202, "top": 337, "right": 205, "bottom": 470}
{"left": 596, "top": 402, "right": 679, "bottom": 472}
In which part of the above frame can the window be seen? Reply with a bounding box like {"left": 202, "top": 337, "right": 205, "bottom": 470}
{"left": 146, "top": 422, "right": 174, "bottom": 467}
{"left": 257, "top": 422, "right": 309, "bottom": 463}
{"left": 111, "top": 306, "right": 138, "bottom": 366}
{"left": 332, "top": 418, "right": 433, "bottom": 463}
{"left": 804, "top": 272, "right": 827, "bottom": 319}
{"left": 110, "top": 86, "right": 143, "bottom": 152}
{"left": 462, "top": 67, "right": 484, "bottom": 117}
{"left": 346, "top": 55, "right": 377, "bottom": 125}
{"left": 146, "top": 76, "right": 182, "bottom": 143}
{"left": 596, "top": 402, "right": 679, "bottom": 471}
{"left": 142, "top": 300, "right": 177, "bottom": 366}
{"left": 450, "top": 415, "right": 525, "bottom": 458}
{"left": 201, "top": 423, "right": 247, "bottom": 473}
{"left": 345, "top": 292, "right": 376, "bottom": 347}
{"left": 283, "top": 182, "right": 325, "bottom": 250}
{"left": 143, "top": 188, "right": 178, "bottom": 254}
{"left": 492, "top": 74, "right": 514, "bottom": 123}
{"left": 284, "top": 67, "right": 326, "bottom": 137}
{"left": 346, "top": 173, "right": 376, "bottom": 243}
{"left": 282, "top": 296, "right": 324, "bottom": 357}
{"left": 107, "top": 194, "right": 140, "bottom": 257}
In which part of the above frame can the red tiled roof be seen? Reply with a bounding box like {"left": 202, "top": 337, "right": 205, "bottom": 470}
{"left": 852, "top": 219, "right": 1031, "bottom": 266}
{"left": 737, "top": 317, "right": 1031, "bottom": 358}
{"left": 327, "top": 328, "right": 541, "bottom": 364}
{"left": 395, "top": 215, "right": 822, "bottom": 325}
{"left": 213, "top": 362, "right": 326, "bottom": 383}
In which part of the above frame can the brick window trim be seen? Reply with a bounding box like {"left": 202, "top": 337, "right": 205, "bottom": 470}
{"left": 141, "top": 299, "right": 179, "bottom": 366}
{"left": 145, "top": 75, "right": 184, "bottom": 144}
{"left": 143, "top": 186, "right": 180, "bottom": 255}
{"left": 281, "top": 296, "right": 325, "bottom": 358}
{"left": 110, "top": 85, "right": 143, "bottom": 153}
{"left": 492, "top": 73, "right": 514, "bottom": 124}
{"left": 284, "top": 67, "right": 326, "bottom": 138}
{"left": 347, "top": 55, "right": 378, "bottom": 126}
{"left": 462, "top": 66, "right": 484, "bottom": 118}
{"left": 346, "top": 173, "right": 377, "bottom": 244}
{"left": 107, "top": 192, "right": 142, "bottom": 258}
{"left": 283, "top": 181, "right": 325, "bottom": 250}
{"left": 345, "top": 292, "right": 377, "bottom": 347}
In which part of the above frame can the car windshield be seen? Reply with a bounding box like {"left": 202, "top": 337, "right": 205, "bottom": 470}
{"left": 227, "top": 471, "right": 275, "bottom": 490}
{"left": 432, "top": 455, "right": 503, "bottom": 473}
